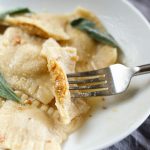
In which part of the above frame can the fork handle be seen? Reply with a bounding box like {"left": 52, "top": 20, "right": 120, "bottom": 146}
{"left": 134, "top": 64, "right": 150, "bottom": 76}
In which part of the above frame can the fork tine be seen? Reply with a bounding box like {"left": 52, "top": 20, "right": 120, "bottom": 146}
{"left": 69, "top": 82, "right": 107, "bottom": 90}
{"left": 71, "top": 89, "right": 109, "bottom": 98}
{"left": 68, "top": 77, "right": 105, "bottom": 84}
{"left": 67, "top": 69, "right": 105, "bottom": 78}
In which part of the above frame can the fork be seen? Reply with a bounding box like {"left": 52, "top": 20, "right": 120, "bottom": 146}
{"left": 67, "top": 64, "right": 150, "bottom": 98}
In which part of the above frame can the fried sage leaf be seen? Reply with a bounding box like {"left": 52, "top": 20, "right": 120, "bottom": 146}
{"left": 71, "top": 18, "right": 118, "bottom": 48}
{"left": 0, "top": 73, "right": 21, "bottom": 102}
{"left": 0, "top": 7, "right": 31, "bottom": 20}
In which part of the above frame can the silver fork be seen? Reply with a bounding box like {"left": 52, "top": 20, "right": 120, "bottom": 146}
{"left": 67, "top": 64, "right": 150, "bottom": 98}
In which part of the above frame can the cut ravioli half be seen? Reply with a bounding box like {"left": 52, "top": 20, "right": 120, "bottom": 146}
{"left": 4, "top": 13, "right": 69, "bottom": 40}
{"left": 41, "top": 38, "right": 88, "bottom": 124}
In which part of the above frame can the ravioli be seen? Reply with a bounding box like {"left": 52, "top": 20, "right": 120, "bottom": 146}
{"left": 0, "top": 27, "right": 54, "bottom": 104}
{"left": 90, "top": 45, "right": 118, "bottom": 69}
{"left": 4, "top": 13, "right": 69, "bottom": 40}
{"left": 64, "top": 7, "right": 117, "bottom": 71}
{"left": 0, "top": 101, "right": 61, "bottom": 150}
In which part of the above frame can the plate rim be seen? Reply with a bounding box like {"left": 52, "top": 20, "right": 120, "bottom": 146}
{"left": 93, "top": 0, "right": 150, "bottom": 149}
{"left": 0, "top": 0, "right": 150, "bottom": 150}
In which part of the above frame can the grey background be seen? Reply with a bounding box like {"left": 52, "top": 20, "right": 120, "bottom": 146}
{"left": 130, "top": 0, "right": 150, "bottom": 21}
{"left": 105, "top": 0, "right": 150, "bottom": 150}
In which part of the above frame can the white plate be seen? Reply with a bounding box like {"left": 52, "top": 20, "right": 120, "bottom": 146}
{"left": 0, "top": 0, "right": 150, "bottom": 149}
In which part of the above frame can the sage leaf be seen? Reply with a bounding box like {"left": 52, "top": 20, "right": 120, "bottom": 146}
{"left": 0, "top": 7, "right": 31, "bottom": 20}
{"left": 71, "top": 18, "right": 118, "bottom": 48}
{"left": 0, "top": 73, "right": 21, "bottom": 102}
